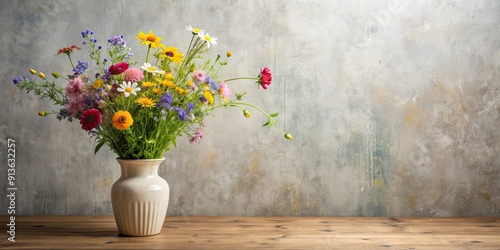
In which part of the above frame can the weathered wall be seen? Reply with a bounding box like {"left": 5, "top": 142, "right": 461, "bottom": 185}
{"left": 1, "top": 0, "right": 499, "bottom": 216}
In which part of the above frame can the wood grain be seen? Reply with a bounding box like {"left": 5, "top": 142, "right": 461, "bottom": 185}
{"left": 1, "top": 216, "right": 499, "bottom": 249}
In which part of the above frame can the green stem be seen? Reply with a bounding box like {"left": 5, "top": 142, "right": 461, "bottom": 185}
{"left": 67, "top": 54, "right": 75, "bottom": 68}
{"left": 223, "top": 77, "right": 258, "bottom": 82}
{"left": 145, "top": 45, "right": 151, "bottom": 64}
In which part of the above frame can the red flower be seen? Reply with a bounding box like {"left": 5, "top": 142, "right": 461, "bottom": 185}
{"left": 108, "top": 62, "right": 129, "bottom": 75}
{"left": 258, "top": 67, "right": 272, "bottom": 90}
{"left": 57, "top": 45, "right": 81, "bottom": 55}
{"left": 80, "top": 108, "right": 102, "bottom": 131}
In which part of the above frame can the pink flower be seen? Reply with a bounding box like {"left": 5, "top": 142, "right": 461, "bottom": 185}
{"left": 66, "top": 97, "right": 85, "bottom": 118}
{"left": 193, "top": 70, "right": 206, "bottom": 83}
{"left": 80, "top": 108, "right": 102, "bottom": 131}
{"left": 258, "top": 67, "right": 272, "bottom": 90}
{"left": 123, "top": 68, "right": 144, "bottom": 82}
{"left": 189, "top": 128, "right": 204, "bottom": 144}
{"left": 108, "top": 62, "right": 129, "bottom": 75}
{"left": 218, "top": 82, "right": 231, "bottom": 99}
{"left": 65, "top": 76, "right": 84, "bottom": 98}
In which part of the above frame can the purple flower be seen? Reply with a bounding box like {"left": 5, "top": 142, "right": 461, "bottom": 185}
{"left": 73, "top": 61, "right": 88, "bottom": 75}
{"left": 205, "top": 75, "right": 218, "bottom": 91}
{"left": 185, "top": 102, "right": 194, "bottom": 114}
{"left": 81, "top": 29, "right": 94, "bottom": 38}
{"left": 173, "top": 107, "right": 186, "bottom": 121}
{"left": 13, "top": 76, "right": 28, "bottom": 85}
{"left": 108, "top": 35, "right": 127, "bottom": 46}
{"left": 157, "top": 93, "right": 172, "bottom": 108}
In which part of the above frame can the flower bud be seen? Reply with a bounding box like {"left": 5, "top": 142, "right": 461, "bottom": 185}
{"left": 52, "top": 72, "right": 60, "bottom": 78}
{"left": 38, "top": 72, "right": 46, "bottom": 79}
{"left": 38, "top": 111, "right": 47, "bottom": 116}
{"left": 29, "top": 68, "right": 37, "bottom": 75}
{"left": 227, "top": 51, "right": 232, "bottom": 57}
{"left": 284, "top": 133, "right": 292, "bottom": 140}
{"left": 243, "top": 110, "right": 251, "bottom": 118}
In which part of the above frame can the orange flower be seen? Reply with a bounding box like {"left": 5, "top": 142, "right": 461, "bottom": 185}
{"left": 57, "top": 45, "right": 81, "bottom": 55}
{"left": 112, "top": 111, "right": 133, "bottom": 130}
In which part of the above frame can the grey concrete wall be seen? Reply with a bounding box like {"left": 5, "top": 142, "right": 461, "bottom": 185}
{"left": 1, "top": 0, "right": 499, "bottom": 216}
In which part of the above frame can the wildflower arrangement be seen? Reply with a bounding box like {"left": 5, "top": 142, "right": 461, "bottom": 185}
{"left": 13, "top": 26, "right": 291, "bottom": 159}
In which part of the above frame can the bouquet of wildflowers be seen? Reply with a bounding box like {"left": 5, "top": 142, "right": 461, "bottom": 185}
{"left": 13, "top": 25, "right": 291, "bottom": 159}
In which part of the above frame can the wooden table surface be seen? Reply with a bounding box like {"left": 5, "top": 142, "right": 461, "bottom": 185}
{"left": 1, "top": 216, "right": 499, "bottom": 249}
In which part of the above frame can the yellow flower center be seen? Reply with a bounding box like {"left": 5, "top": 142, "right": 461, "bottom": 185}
{"left": 147, "top": 66, "right": 156, "bottom": 71}
{"left": 125, "top": 87, "right": 133, "bottom": 92}
{"left": 204, "top": 35, "right": 211, "bottom": 41}
{"left": 193, "top": 28, "right": 201, "bottom": 33}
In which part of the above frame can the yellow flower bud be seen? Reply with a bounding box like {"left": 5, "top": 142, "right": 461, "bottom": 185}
{"left": 29, "top": 68, "right": 37, "bottom": 75}
{"left": 285, "top": 133, "right": 292, "bottom": 140}
{"left": 38, "top": 111, "right": 47, "bottom": 116}
{"left": 243, "top": 110, "right": 251, "bottom": 118}
{"left": 227, "top": 51, "right": 232, "bottom": 57}
{"left": 52, "top": 72, "right": 60, "bottom": 78}
{"left": 38, "top": 72, "right": 46, "bottom": 79}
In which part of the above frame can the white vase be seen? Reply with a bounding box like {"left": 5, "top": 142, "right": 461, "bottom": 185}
{"left": 111, "top": 157, "right": 169, "bottom": 236}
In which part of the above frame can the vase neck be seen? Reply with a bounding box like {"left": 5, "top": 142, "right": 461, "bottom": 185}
{"left": 116, "top": 158, "right": 165, "bottom": 178}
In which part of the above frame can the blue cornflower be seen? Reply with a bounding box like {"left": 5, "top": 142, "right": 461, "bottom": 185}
{"left": 173, "top": 107, "right": 186, "bottom": 121}
{"left": 84, "top": 95, "right": 93, "bottom": 107}
{"left": 185, "top": 102, "right": 194, "bottom": 114}
{"left": 57, "top": 109, "right": 71, "bottom": 121}
{"left": 73, "top": 61, "right": 88, "bottom": 75}
{"left": 199, "top": 96, "right": 207, "bottom": 103}
{"left": 12, "top": 76, "right": 28, "bottom": 85}
{"left": 205, "top": 75, "right": 218, "bottom": 91}
{"left": 157, "top": 93, "right": 172, "bottom": 108}
{"left": 81, "top": 29, "right": 94, "bottom": 38}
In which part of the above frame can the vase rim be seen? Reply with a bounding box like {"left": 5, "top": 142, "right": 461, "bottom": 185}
{"left": 116, "top": 157, "right": 165, "bottom": 162}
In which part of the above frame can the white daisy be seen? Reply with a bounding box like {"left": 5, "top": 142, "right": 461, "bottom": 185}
{"left": 140, "top": 63, "right": 165, "bottom": 75}
{"left": 117, "top": 81, "right": 141, "bottom": 97}
{"left": 185, "top": 25, "right": 204, "bottom": 35}
{"left": 199, "top": 32, "right": 217, "bottom": 48}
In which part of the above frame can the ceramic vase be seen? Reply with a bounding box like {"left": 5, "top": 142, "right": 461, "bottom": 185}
{"left": 111, "top": 157, "right": 169, "bottom": 236}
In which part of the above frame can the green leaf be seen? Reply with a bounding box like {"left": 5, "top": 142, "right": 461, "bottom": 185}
{"left": 94, "top": 140, "right": 105, "bottom": 154}
{"left": 270, "top": 112, "right": 279, "bottom": 118}
{"left": 263, "top": 119, "right": 271, "bottom": 127}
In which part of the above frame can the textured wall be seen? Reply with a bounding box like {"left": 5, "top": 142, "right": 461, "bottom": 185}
{"left": 1, "top": 0, "right": 499, "bottom": 216}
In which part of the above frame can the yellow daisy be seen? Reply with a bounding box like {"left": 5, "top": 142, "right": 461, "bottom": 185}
{"left": 153, "top": 88, "right": 162, "bottom": 94}
{"left": 135, "top": 96, "right": 156, "bottom": 108}
{"left": 112, "top": 111, "right": 133, "bottom": 130}
{"left": 204, "top": 90, "right": 214, "bottom": 105}
{"left": 175, "top": 87, "right": 188, "bottom": 95}
{"left": 161, "top": 46, "right": 184, "bottom": 64}
{"left": 93, "top": 79, "right": 103, "bottom": 89}
{"left": 136, "top": 30, "right": 164, "bottom": 49}
{"left": 142, "top": 81, "right": 155, "bottom": 88}
{"left": 162, "top": 79, "right": 175, "bottom": 87}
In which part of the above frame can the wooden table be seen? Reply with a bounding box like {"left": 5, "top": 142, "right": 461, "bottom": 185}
{"left": 1, "top": 216, "right": 499, "bottom": 249}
